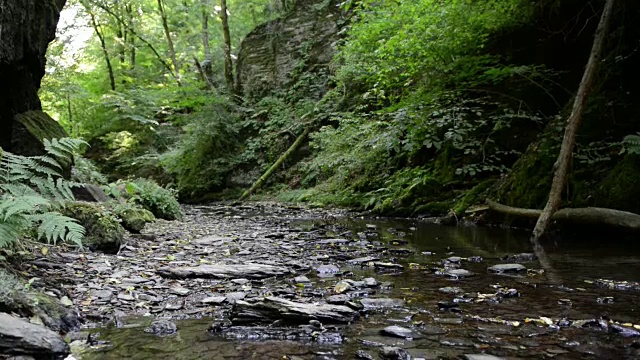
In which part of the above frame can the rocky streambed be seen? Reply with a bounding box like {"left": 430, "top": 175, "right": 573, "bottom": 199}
{"left": 11, "top": 202, "right": 640, "bottom": 359}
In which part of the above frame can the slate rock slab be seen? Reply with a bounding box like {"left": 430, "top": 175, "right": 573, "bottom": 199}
{"left": 157, "top": 263, "right": 292, "bottom": 279}
{"left": 231, "top": 296, "right": 358, "bottom": 325}
{"left": 488, "top": 264, "right": 527, "bottom": 273}
{"left": 0, "top": 313, "right": 69, "bottom": 357}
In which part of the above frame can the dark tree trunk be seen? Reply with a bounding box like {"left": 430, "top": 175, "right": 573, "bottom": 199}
{"left": 125, "top": 3, "right": 136, "bottom": 68}
{"left": 0, "top": 0, "right": 67, "bottom": 152}
{"left": 219, "top": 0, "right": 234, "bottom": 92}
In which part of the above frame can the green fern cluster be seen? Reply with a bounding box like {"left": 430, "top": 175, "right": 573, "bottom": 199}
{"left": 0, "top": 138, "right": 87, "bottom": 248}
{"left": 622, "top": 133, "right": 640, "bottom": 155}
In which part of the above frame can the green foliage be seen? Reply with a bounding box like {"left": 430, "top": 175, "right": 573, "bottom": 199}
{"left": 105, "top": 178, "right": 182, "bottom": 220}
{"left": 72, "top": 157, "right": 109, "bottom": 185}
{"left": 0, "top": 138, "right": 86, "bottom": 248}
{"left": 162, "top": 98, "right": 241, "bottom": 200}
{"left": 335, "top": 0, "right": 534, "bottom": 103}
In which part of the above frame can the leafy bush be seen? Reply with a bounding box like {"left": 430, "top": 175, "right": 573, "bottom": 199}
{"left": 0, "top": 138, "right": 86, "bottom": 248}
{"left": 105, "top": 178, "right": 182, "bottom": 220}
{"left": 162, "top": 98, "right": 240, "bottom": 201}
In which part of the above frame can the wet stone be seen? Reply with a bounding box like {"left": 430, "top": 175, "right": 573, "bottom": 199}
{"left": 326, "top": 295, "right": 350, "bottom": 305}
{"left": 231, "top": 296, "right": 358, "bottom": 325}
{"left": 464, "top": 355, "right": 505, "bottom": 360}
{"left": 439, "top": 287, "right": 463, "bottom": 294}
{"left": 380, "top": 346, "right": 410, "bottom": 360}
{"left": 381, "top": 325, "right": 422, "bottom": 339}
{"left": 294, "top": 276, "right": 311, "bottom": 284}
{"left": 201, "top": 296, "right": 227, "bottom": 305}
{"left": 445, "top": 268, "right": 474, "bottom": 279}
{"left": 364, "top": 277, "right": 378, "bottom": 287}
{"left": 360, "top": 298, "right": 405, "bottom": 309}
{"left": 347, "top": 256, "right": 379, "bottom": 265}
{"left": 144, "top": 320, "right": 177, "bottom": 336}
{"left": 487, "top": 264, "right": 527, "bottom": 273}
{"left": 501, "top": 253, "right": 537, "bottom": 262}
{"left": 317, "top": 264, "right": 340, "bottom": 277}
{"left": 334, "top": 280, "right": 352, "bottom": 294}
{"left": 355, "top": 350, "right": 375, "bottom": 360}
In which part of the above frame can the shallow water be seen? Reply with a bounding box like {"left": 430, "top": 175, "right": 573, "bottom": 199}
{"left": 81, "top": 211, "right": 640, "bottom": 360}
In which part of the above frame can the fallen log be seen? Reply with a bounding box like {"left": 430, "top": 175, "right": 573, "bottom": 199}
{"left": 487, "top": 200, "right": 640, "bottom": 231}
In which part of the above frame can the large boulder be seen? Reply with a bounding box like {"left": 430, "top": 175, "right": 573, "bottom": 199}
{"left": 0, "top": 312, "right": 69, "bottom": 358}
{"left": 0, "top": 0, "right": 67, "bottom": 152}
{"left": 235, "top": 0, "right": 347, "bottom": 99}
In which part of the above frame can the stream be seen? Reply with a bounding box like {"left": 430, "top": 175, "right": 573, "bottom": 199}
{"left": 33, "top": 203, "right": 639, "bottom": 359}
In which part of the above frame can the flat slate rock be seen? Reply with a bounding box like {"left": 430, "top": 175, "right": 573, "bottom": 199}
{"left": 193, "top": 236, "right": 233, "bottom": 246}
{"left": 157, "top": 263, "right": 291, "bottom": 279}
{"left": 201, "top": 296, "right": 227, "bottom": 305}
{"left": 360, "top": 298, "right": 405, "bottom": 309}
{"left": 347, "top": 256, "right": 379, "bottom": 265}
{"left": 464, "top": 355, "right": 505, "bottom": 360}
{"left": 0, "top": 313, "right": 69, "bottom": 357}
{"left": 381, "top": 325, "right": 423, "bottom": 339}
{"left": 488, "top": 264, "right": 527, "bottom": 273}
{"left": 231, "top": 296, "right": 358, "bottom": 325}
{"left": 380, "top": 346, "right": 410, "bottom": 360}
{"left": 326, "top": 294, "right": 350, "bottom": 305}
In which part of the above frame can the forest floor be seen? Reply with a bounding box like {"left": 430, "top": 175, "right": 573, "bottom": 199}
{"left": 16, "top": 202, "right": 640, "bottom": 359}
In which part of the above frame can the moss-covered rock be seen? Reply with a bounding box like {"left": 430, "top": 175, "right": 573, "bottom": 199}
{"left": 62, "top": 202, "right": 124, "bottom": 254}
{"left": 11, "top": 111, "right": 69, "bottom": 156}
{"left": 593, "top": 154, "right": 640, "bottom": 214}
{"left": 112, "top": 204, "right": 155, "bottom": 233}
{"left": 0, "top": 269, "right": 79, "bottom": 333}
{"left": 453, "top": 179, "right": 495, "bottom": 215}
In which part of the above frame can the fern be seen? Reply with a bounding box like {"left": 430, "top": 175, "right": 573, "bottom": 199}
{"left": 622, "top": 133, "right": 640, "bottom": 155}
{"left": 0, "top": 137, "right": 87, "bottom": 248}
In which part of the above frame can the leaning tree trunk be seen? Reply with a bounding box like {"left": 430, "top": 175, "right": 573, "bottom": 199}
{"left": 239, "top": 126, "right": 312, "bottom": 201}
{"left": 219, "top": 0, "right": 234, "bottom": 92}
{"left": 0, "top": 0, "right": 67, "bottom": 151}
{"left": 531, "top": 0, "right": 615, "bottom": 243}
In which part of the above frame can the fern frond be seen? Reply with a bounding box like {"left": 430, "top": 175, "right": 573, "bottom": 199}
{"left": 0, "top": 196, "right": 51, "bottom": 221}
{"left": 623, "top": 133, "right": 640, "bottom": 155}
{"left": 27, "top": 212, "right": 85, "bottom": 246}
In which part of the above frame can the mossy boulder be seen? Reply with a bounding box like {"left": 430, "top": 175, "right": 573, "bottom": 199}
{"left": 112, "top": 205, "right": 155, "bottom": 233}
{"left": 594, "top": 154, "right": 640, "bottom": 214}
{"left": 63, "top": 202, "right": 124, "bottom": 254}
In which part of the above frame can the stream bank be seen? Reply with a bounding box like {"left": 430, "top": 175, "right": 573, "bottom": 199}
{"left": 10, "top": 202, "right": 640, "bottom": 359}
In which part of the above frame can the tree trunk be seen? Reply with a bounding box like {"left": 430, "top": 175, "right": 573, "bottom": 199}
{"left": 125, "top": 3, "right": 136, "bottom": 68}
{"left": 0, "top": 0, "right": 67, "bottom": 152}
{"left": 85, "top": 5, "right": 116, "bottom": 91}
{"left": 201, "top": 0, "right": 213, "bottom": 82}
{"left": 531, "top": 0, "right": 615, "bottom": 243}
{"left": 239, "top": 126, "right": 312, "bottom": 201}
{"left": 157, "top": 0, "right": 182, "bottom": 86}
{"left": 219, "top": 0, "right": 234, "bottom": 92}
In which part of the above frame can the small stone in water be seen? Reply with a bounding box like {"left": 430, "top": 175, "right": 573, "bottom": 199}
{"left": 144, "top": 320, "right": 177, "bottom": 336}
{"left": 488, "top": 263, "right": 527, "bottom": 273}
{"left": 364, "top": 277, "right": 378, "bottom": 287}
{"left": 380, "top": 346, "right": 410, "bottom": 360}
{"left": 381, "top": 325, "right": 421, "bottom": 339}
{"left": 439, "top": 287, "right": 463, "bottom": 294}
{"left": 597, "top": 296, "right": 614, "bottom": 304}
{"left": 355, "top": 350, "right": 375, "bottom": 360}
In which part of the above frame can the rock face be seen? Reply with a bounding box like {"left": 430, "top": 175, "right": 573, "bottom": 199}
{"left": 235, "top": 0, "right": 347, "bottom": 99}
{"left": 0, "top": 0, "right": 67, "bottom": 152}
{"left": 0, "top": 312, "right": 69, "bottom": 358}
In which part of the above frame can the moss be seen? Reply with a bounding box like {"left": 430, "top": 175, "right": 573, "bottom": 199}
{"left": 112, "top": 204, "right": 155, "bottom": 233}
{"left": 63, "top": 202, "right": 124, "bottom": 254}
{"left": 453, "top": 179, "right": 495, "bottom": 215}
{"left": 413, "top": 201, "right": 452, "bottom": 216}
{"left": 593, "top": 154, "right": 640, "bottom": 213}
